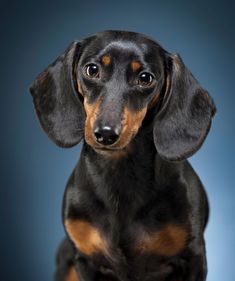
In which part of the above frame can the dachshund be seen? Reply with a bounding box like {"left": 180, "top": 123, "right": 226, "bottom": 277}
{"left": 30, "top": 30, "right": 216, "bottom": 281}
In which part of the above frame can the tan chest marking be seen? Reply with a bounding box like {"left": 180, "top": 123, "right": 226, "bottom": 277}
{"left": 66, "top": 266, "right": 80, "bottom": 281}
{"left": 65, "top": 219, "right": 108, "bottom": 256}
{"left": 136, "top": 224, "right": 188, "bottom": 256}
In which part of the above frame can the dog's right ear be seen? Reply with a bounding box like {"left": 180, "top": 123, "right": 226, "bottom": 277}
{"left": 153, "top": 53, "right": 216, "bottom": 161}
{"left": 30, "top": 41, "right": 85, "bottom": 147}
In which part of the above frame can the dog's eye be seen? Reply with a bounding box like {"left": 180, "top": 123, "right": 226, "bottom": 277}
{"left": 85, "top": 64, "right": 100, "bottom": 78}
{"left": 138, "top": 72, "right": 154, "bottom": 87}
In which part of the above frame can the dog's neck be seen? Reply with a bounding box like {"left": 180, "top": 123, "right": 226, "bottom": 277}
{"left": 80, "top": 125, "right": 157, "bottom": 214}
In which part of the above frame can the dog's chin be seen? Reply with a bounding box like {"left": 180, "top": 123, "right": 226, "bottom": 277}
{"left": 93, "top": 145, "right": 130, "bottom": 158}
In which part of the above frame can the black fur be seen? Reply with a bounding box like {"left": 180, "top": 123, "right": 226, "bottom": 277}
{"left": 30, "top": 41, "right": 85, "bottom": 147}
{"left": 30, "top": 30, "right": 216, "bottom": 281}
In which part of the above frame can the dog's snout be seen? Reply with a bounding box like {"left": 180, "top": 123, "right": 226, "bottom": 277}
{"left": 94, "top": 126, "right": 120, "bottom": 146}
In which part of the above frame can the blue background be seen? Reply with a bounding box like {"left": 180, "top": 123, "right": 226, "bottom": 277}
{"left": 1, "top": 0, "right": 234, "bottom": 280}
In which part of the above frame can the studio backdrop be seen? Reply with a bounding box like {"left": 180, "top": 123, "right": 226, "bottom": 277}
{"left": 1, "top": 1, "right": 234, "bottom": 281}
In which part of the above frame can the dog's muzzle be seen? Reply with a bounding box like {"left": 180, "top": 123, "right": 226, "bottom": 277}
{"left": 94, "top": 125, "right": 120, "bottom": 146}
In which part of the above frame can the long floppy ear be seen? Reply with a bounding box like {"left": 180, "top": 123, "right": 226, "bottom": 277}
{"left": 30, "top": 41, "right": 85, "bottom": 147}
{"left": 153, "top": 54, "right": 216, "bottom": 161}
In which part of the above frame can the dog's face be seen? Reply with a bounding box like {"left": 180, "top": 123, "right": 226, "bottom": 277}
{"left": 76, "top": 32, "right": 165, "bottom": 153}
{"left": 30, "top": 31, "right": 216, "bottom": 160}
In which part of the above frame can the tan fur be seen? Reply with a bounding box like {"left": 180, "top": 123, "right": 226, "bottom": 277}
{"left": 101, "top": 55, "right": 111, "bottom": 66}
{"left": 135, "top": 224, "right": 188, "bottom": 256}
{"left": 65, "top": 219, "right": 109, "bottom": 256}
{"left": 115, "top": 106, "right": 147, "bottom": 149}
{"left": 83, "top": 93, "right": 147, "bottom": 153}
{"left": 79, "top": 69, "right": 161, "bottom": 157}
{"left": 66, "top": 266, "right": 80, "bottom": 281}
{"left": 148, "top": 92, "right": 161, "bottom": 109}
{"left": 131, "top": 61, "right": 141, "bottom": 72}
{"left": 77, "top": 80, "right": 84, "bottom": 97}
{"left": 84, "top": 97, "right": 102, "bottom": 147}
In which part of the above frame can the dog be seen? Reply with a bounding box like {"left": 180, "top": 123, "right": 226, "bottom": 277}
{"left": 30, "top": 30, "right": 216, "bottom": 281}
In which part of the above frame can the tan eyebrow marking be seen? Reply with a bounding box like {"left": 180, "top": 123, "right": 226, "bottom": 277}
{"left": 101, "top": 55, "right": 111, "bottom": 66}
{"left": 131, "top": 61, "right": 141, "bottom": 72}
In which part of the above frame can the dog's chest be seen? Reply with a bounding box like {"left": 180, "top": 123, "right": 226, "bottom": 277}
{"left": 65, "top": 160, "right": 190, "bottom": 278}
{"left": 66, "top": 212, "right": 189, "bottom": 280}
{"left": 66, "top": 209, "right": 189, "bottom": 259}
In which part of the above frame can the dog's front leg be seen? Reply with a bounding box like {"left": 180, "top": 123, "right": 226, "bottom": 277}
{"left": 183, "top": 252, "right": 207, "bottom": 281}
{"left": 74, "top": 252, "right": 119, "bottom": 281}
{"left": 166, "top": 253, "right": 207, "bottom": 281}
{"left": 74, "top": 253, "right": 97, "bottom": 281}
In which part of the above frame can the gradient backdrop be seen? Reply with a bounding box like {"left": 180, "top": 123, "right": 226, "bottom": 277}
{"left": 1, "top": 0, "right": 234, "bottom": 280}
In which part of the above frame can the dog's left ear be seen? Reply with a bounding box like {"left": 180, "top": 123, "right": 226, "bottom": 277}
{"left": 153, "top": 54, "right": 216, "bottom": 161}
{"left": 30, "top": 42, "right": 85, "bottom": 147}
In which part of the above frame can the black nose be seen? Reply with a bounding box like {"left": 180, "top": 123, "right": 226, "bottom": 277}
{"left": 94, "top": 126, "right": 120, "bottom": 146}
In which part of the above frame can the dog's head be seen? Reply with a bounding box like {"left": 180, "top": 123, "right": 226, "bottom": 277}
{"left": 30, "top": 30, "right": 216, "bottom": 161}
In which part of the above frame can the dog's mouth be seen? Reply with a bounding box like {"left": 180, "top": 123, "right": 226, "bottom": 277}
{"left": 92, "top": 144, "right": 131, "bottom": 158}
{"left": 94, "top": 146, "right": 122, "bottom": 151}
